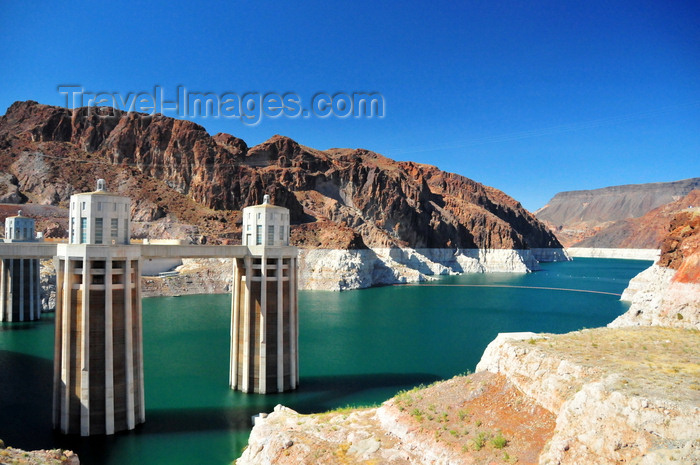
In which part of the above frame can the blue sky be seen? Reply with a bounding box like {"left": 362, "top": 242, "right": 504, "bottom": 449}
{"left": 1, "top": 1, "right": 698, "bottom": 211}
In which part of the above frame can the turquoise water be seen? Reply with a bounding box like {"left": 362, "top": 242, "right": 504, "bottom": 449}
{"left": 0, "top": 257, "right": 650, "bottom": 464}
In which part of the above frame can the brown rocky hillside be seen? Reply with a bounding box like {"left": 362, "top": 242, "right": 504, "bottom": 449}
{"left": 658, "top": 206, "right": 700, "bottom": 284}
{"left": 536, "top": 178, "right": 700, "bottom": 247}
{"left": 0, "top": 100, "right": 561, "bottom": 250}
{"left": 574, "top": 189, "right": 700, "bottom": 249}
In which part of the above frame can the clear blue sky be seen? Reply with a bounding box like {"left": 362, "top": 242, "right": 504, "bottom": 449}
{"left": 1, "top": 1, "right": 698, "bottom": 211}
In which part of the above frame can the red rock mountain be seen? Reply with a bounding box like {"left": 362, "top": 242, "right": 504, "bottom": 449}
{"left": 658, "top": 207, "right": 700, "bottom": 284}
{"left": 573, "top": 190, "right": 700, "bottom": 249}
{"left": 0, "top": 100, "right": 561, "bottom": 250}
{"left": 536, "top": 179, "right": 700, "bottom": 247}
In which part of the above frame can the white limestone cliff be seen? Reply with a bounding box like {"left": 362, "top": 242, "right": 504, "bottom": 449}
{"left": 238, "top": 328, "right": 699, "bottom": 465}
{"left": 609, "top": 264, "right": 700, "bottom": 329}
{"left": 566, "top": 247, "right": 660, "bottom": 260}
{"left": 298, "top": 247, "right": 570, "bottom": 291}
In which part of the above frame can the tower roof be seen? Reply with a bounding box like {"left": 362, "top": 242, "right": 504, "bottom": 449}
{"left": 7, "top": 209, "right": 28, "bottom": 219}
{"left": 72, "top": 179, "right": 125, "bottom": 197}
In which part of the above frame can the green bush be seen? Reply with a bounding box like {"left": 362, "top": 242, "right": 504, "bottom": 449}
{"left": 492, "top": 432, "right": 508, "bottom": 449}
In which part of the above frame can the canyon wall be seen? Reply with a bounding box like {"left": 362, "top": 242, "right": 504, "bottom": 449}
{"left": 536, "top": 181, "right": 699, "bottom": 247}
{"left": 610, "top": 207, "right": 700, "bottom": 329}
{"left": 0, "top": 100, "right": 564, "bottom": 254}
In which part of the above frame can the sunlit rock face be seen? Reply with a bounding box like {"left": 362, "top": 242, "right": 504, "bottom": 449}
{"left": 1, "top": 100, "right": 563, "bottom": 255}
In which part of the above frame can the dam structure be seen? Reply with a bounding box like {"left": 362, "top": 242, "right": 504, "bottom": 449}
{"left": 0, "top": 180, "right": 299, "bottom": 435}
{"left": 53, "top": 179, "right": 145, "bottom": 435}
{"left": 231, "top": 195, "right": 299, "bottom": 394}
{"left": 0, "top": 211, "right": 42, "bottom": 322}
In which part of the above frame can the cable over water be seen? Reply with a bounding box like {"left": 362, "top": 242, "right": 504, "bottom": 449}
{"left": 409, "top": 283, "right": 622, "bottom": 297}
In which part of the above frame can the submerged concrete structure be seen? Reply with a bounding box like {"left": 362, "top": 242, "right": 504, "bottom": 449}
{"left": 231, "top": 194, "right": 298, "bottom": 393}
{"left": 1, "top": 211, "right": 42, "bottom": 322}
{"left": 53, "top": 180, "right": 145, "bottom": 435}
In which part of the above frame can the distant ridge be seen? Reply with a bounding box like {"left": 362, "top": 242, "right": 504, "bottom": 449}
{"left": 536, "top": 178, "right": 700, "bottom": 247}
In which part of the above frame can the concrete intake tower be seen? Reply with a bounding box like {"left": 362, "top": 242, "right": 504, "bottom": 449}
{"left": 0, "top": 180, "right": 301, "bottom": 436}
{"left": 1, "top": 211, "right": 42, "bottom": 322}
{"left": 231, "top": 194, "right": 299, "bottom": 394}
{"left": 53, "top": 179, "right": 145, "bottom": 435}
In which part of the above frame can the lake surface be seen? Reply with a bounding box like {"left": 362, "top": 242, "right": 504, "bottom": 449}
{"left": 0, "top": 257, "right": 650, "bottom": 464}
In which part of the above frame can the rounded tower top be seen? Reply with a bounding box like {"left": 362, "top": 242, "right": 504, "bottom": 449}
{"left": 68, "top": 182, "right": 131, "bottom": 245}
{"left": 241, "top": 194, "right": 290, "bottom": 246}
{"left": 4, "top": 211, "right": 36, "bottom": 242}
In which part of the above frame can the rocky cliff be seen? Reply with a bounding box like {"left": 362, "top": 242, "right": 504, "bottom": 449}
{"left": 610, "top": 207, "right": 700, "bottom": 329}
{"left": 0, "top": 100, "right": 562, "bottom": 253}
{"left": 536, "top": 179, "right": 700, "bottom": 247}
{"left": 237, "top": 327, "right": 699, "bottom": 465}
{"left": 574, "top": 189, "right": 700, "bottom": 249}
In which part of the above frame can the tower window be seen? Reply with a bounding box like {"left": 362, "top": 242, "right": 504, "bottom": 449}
{"left": 267, "top": 225, "right": 274, "bottom": 245}
{"left": 95, "top": 218, "right": 103, "bottom": 244}
{"left": 80, "top": 218, "right": 87, "bottom": 244}
{"left": 256, "top": 225, "right": 262, "bottom": 245}
{"left": 111, "top": 218, "right": 118, "bottom": 238}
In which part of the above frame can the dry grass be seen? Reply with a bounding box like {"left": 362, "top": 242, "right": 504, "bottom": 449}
{"left": 390, "top": 372, "right": 555, "bottom": 464}
{"left": 515, "top": 327, "right": 700, "bottom": 403}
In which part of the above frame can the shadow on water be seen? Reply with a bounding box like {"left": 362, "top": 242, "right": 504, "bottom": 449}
{"left": 0, "top": 350, "right": 54, "bottom": 450}
{"left": 0, "top": 348, "right": 439, "bottom": 464}
{"left": 135, "top": 372, "right": 441, "bottom": 433}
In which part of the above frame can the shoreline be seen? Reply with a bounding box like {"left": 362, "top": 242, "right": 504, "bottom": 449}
{"left": 566, "top": 247, "right": 660, "bottom": 261}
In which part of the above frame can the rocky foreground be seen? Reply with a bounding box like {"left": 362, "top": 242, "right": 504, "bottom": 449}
{"left": 610, "top": 207, "right": 700, "bottom": 329}
{"left": 0, "top": 440, "right": 79, "bottom": 465}
{"left": 238, "top": 327, "right": 699, "bottom": 465}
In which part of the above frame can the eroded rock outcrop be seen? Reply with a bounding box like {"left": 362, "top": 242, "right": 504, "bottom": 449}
{"left": 238, "top": 327, "right": 699, "bottom": 465}
{"left": 610, "top": 208, "right": 700, "bottom": 329}
{"left": 478, "top": 329, "right": 699, "bottom": 465}
{"left": 298, "top": 248, "right": 543, "bottom": 290}
{"left": 0, "top": 440, "right": 79, "bottom": 465}
{"left": 0, "top": 101, "right": 563, "bottom": 256}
